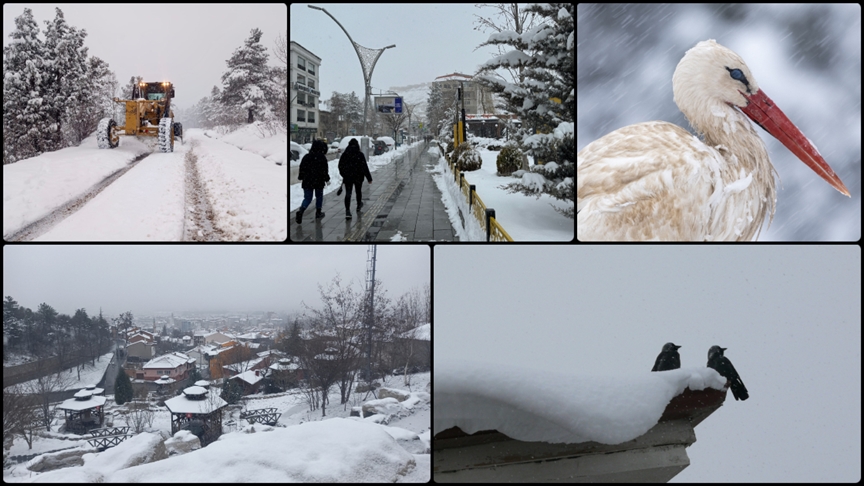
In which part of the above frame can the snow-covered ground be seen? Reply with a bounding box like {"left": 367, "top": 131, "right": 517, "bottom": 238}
{"left": 12, "top": 351, "right": 115, "bottom": 393}
{"left": 4, "top": 372, "right": 430, "bottom": 482}
{"left": 191, "top": 128, "right": 288, "bottom": 241}
{"left": 429, "top": 139, "right": 574, "bottom": 241}
{"left": 3, "top": 123, "right": 287, "bottom": 241}
{"left": 3, "top": 134, "right": 151, "bottom": 237}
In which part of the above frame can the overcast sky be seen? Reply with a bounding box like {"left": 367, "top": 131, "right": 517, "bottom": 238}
{"left": 3, "top": 245, "right": 429, "bottom": 317}
{"left": 436, "top": 245, "right": 861, "bottom": 482}
{"left": 290, "top": 3, "right": 511, "bottom": 101}
{"left": 2, "top": 3, "right": 287, "bottom": 109}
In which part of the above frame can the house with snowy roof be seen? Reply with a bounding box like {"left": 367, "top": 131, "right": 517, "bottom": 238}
{"left": 139, "top": 351, "right": 196, "bottom": 381}
{"left": 230, "top": 369, "right": 266, "bottom": 395}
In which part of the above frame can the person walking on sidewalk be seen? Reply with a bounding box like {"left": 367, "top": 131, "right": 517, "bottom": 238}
{"left": 296, "top": 139, "right": 330, "bottom": 223}
{"left": 338, "top": 138, "right": 373, "bottom": 220}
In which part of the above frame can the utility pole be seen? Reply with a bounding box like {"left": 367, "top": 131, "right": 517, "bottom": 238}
{"left": 364, "top": 245, "right": 377, "bottom": 395}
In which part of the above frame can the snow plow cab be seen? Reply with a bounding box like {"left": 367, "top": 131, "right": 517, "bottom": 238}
{"left": 97, "top": 81, "right": 183, "bottom": 153}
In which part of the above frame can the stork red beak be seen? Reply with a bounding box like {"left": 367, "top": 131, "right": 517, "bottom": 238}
{"left": 739, "top": 89, "right": 850, "bottom": 197}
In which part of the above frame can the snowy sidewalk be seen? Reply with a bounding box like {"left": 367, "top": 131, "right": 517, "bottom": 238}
{"left": 290, "top": 142, "right": 458, "bottom": 241}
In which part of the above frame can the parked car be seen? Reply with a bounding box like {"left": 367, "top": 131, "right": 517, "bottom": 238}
{"left": 377, "top": 136, "right": 395, "bottom": 152}
{"left": 290, "top": 142, "right": 308, "bottom": 164}
{"left": 372, "top": 140, "right": 387, "bottom": 156}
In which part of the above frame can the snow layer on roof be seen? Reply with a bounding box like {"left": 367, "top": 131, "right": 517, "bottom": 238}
{"left": 143, "top": 351, "right": 193, "bottom": 369}
{"left": 57, "top": 395, "right": 107, "bottom": 411}
{"left": 231, "top": 369, "right": 264, "bottom": 385}
{"left": 435, "top": 360, "right": 727, "bottom": 445}
{"left": 400, "top": 323, "right": 430, "bottom": 341}
{"left": 164, "top": 390, "right": 227, "bottom": 414}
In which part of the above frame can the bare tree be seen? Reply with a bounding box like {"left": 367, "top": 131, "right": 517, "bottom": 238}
{"left": 273, "top": 30, "right": 287, "bottom": 66}
{"left": 22, "top": 361, "right": 73, "bottom": 432}
{"left": 3, "top": 384, "right": 39, "bottom": 450}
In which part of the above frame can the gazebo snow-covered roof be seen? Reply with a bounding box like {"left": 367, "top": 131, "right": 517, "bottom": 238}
{"left": 58, "top": 391, "right": 107, "bottom": 434}
{"left": 164, "top": 386, "right": 227, "bottom": 447}
{"left": 164, "top": 387, "right": 226, "bottom": 415}
{"left": 82, "top": 384, "right": 105, "bottom": 395}
{"left": 59, "top": 393, "right": 107, "bottom": 412}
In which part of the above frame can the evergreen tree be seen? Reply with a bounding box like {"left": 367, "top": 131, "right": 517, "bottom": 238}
{"left": 286, "top": 320, "right": 303, "bottom": 358}
{"left": 42, "top": 8, "right": 90, "bottom": 150}
{"left": 2, "top": 8, "right": 49, "bottom": 163}
{"left": 188, "top": 367, "right": 202, "bottom": 384}
{"left": 121, "top": 75, "right": 144, "bottom": 99}
{"left": 219, "top": 28, "right": 275, "bottom": 124}
{"left": 114, "top": 367, "right": 133, "bottom": 405}
{"left": 220, "top": 378, "right": 243, "bottom": 404}
{"left": 474, "top": 3, "right": 574, "bottom": 217}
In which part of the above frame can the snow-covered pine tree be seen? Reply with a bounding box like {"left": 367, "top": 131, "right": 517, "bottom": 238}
{"left": 121, "top": 76, "right": 143, "bottom": 100}
{"left": 42, "top": 8, "right": 90, "bottom": 151}
{"left": 425, "top": 82, "right": 448, "bottom": 139}
{"left": 475, "top": 3, "right": 574, "bottom": 218}
{"left": 64, "top": 56, "right": 115, "bottom": 144}
{"left": 3, "top": 8, "right": 50, "bottom": 164}
{"left": 220, "top": 28, "right": 275, "bottom": 124}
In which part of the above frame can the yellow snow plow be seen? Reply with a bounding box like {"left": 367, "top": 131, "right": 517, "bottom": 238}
{"left": 97, "top": 81, "right": 183, "bottom": 153}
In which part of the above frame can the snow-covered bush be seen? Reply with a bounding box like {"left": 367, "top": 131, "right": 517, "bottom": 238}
{"left": 504, "top": 122, "right": 574, "bottom": 218}
{"left": 496, "top": 145, "right": 523, "bottom": 176}
{"left": 452, "top": 142, "right": 482, "bottom": 172}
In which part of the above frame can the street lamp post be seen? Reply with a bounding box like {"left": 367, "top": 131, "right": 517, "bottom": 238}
{"left": 308, "top": 5, "right": 395, "bottom": 159}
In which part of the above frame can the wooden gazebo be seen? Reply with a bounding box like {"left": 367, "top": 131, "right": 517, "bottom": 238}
{"left": 57, "top": 389, "right": 107, "bottom": 434}
{"left": 164, "top": 386, "right": 227, "bottom": 447}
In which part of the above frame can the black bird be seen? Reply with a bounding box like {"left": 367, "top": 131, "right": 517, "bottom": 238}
{"left": 651, "top": 343, "right": 682, "bottom": 371}
{"left": 707, "top": 345, "right": 749, "bottom": 401}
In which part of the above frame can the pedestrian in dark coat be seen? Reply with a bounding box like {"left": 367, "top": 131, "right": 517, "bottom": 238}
{"left": 296, "top": 139, "right": 330, "bottom": 223}
{"left": 338, "top": 138, "right": 373, "bottom": 219}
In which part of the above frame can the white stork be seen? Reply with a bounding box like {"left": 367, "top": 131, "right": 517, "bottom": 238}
{"left": 577, "top": 39, "right": 850, "bottom": 241}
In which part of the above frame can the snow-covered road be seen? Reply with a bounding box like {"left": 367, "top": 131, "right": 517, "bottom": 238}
{"left": 3, "top": 126, "right": 288, "bottom": 241}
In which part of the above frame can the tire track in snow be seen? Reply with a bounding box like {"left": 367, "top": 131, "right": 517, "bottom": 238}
{"left": 5, "top": 153, "right": 151, "bottom": 241}
{"left": 182, "top": 141, "right": 225, "bottom": 241}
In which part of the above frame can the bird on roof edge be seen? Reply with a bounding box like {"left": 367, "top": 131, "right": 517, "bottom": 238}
{"left": 577, "top": 39, "right": 850, "bottom": 241}
{"left": 707, "top": 345, "right": 749, "bottom": 401}
{"left": 651, "top": 342, "right": 682, "bottom": 371}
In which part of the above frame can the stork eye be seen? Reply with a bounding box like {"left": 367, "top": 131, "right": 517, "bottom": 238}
{"left": 729, "top": 69, "right": 744, "bottom": 80}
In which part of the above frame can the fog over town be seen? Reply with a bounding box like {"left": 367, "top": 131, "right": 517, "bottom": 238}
{"left": 3, "top": 245, "right": 430, "bottom": 316}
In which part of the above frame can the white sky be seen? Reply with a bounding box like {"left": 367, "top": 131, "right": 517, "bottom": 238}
{"left": 435, "top": 245, "right": 861, "bottom": 482}
{"left": 3, "top": 245, "right": 430, "bottom": 317}
{"left": 2, "top": 4, "right": 287, "bottom": 109}
{"left": 290, "top": 3, "right": 508, "bottom": 101}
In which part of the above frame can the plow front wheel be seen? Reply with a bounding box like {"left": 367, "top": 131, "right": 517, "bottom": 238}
{"left": 97, "top": 118, "right": 118, "bottom": 149}
{"left": 158, "top": 118, "right": 174, "bottom": 153}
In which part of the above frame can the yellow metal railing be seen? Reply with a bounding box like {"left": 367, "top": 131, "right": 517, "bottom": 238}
{"left": 439, "top": 144, "right": 514, "bottom": 242}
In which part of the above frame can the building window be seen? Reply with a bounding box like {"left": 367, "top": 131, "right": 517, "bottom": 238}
{"left": 308, "top": 63, "right": 316, "bottom": 76}
{"left": 308, "top": 111, "right": 316, "bottom": 123}
{"left": 297, "top": 93, "right": 306, "bottom": 105}
{"left": 296, "top": 75, "right": 306, "bottom": 86}
{"left": 297, "top": 110, "right": 306, "bottom": 122}
{"left": 308, "top": 80, "right": 315, "bottom": 90}
{"left": 298, "top": 56, "right": 306, "bottom": 71}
